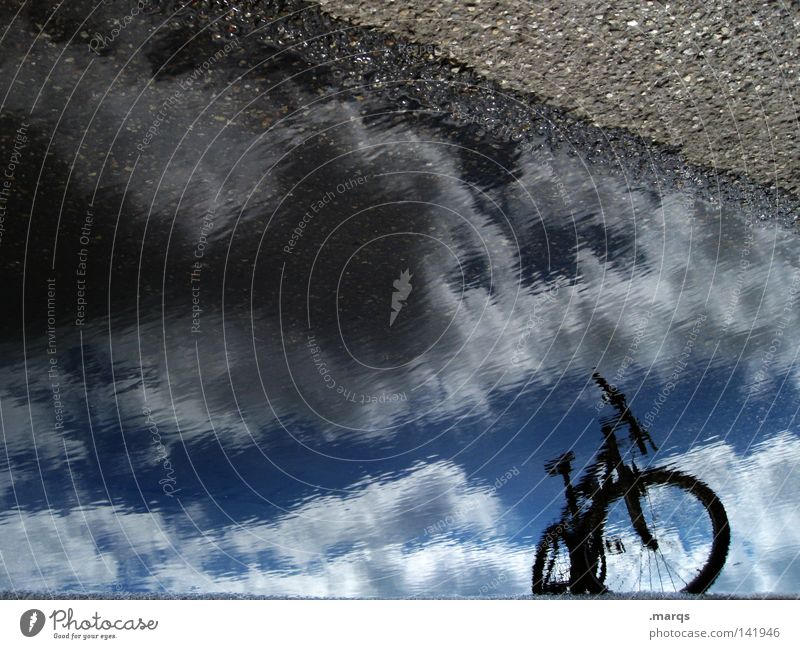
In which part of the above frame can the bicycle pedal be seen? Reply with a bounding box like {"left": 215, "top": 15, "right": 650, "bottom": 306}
{"left": 605, "top": 538, "right": 626, "bottom": 555}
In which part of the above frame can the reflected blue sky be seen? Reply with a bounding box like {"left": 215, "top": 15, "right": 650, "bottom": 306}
{"left": 0, "top": 5, "right": 798, "bottom": 596}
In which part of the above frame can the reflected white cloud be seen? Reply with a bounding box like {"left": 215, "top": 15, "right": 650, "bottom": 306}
{"left": 1, "top": 66, "right": 798, "bottom": 458}
{"left": 1, "top": 435, "right": 798, "bottom": 595}
{"left": 0, "top": 459, "right": 524, "bottom": 596}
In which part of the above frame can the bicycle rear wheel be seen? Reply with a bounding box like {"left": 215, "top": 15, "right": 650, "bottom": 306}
{"left": 532, "top": 523, "right": 571, "bottom": 594}
{"left": 598, "top": 469, "right": 730, "bottom": 594}
{"left": 532, "top": 523, "right": 606, "bottom": 595}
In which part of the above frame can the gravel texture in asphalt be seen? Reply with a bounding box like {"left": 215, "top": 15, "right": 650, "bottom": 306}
{"left": 315, "top": 0, "right": 800, "bottom": 198}
{"left": 3, "top": 0, "right": 797, "bottom": 225}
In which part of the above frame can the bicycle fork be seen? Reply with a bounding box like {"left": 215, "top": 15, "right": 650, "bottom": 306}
{"left": 620, "top": 466, "right": 659, "bottom": 551}
{"left": 600, "top": 424, "right": 660, "bottom": 552}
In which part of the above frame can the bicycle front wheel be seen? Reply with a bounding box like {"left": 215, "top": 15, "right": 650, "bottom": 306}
{"left": 599, "top": 468, "right": 730, "bottom": 594}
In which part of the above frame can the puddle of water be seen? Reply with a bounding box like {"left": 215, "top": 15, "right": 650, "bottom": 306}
{"left": 0, "top": 3, "right": 798, "bottom": 596}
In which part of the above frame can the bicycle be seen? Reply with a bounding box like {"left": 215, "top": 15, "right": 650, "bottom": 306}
{"left": 531, "top": 372, "right": 730, "bottom": 595}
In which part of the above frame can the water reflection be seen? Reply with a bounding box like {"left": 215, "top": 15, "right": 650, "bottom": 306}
{"left": 532, "top": 374, "right": 730, "bottom": 595}
{"left": 0, "top": 3, "right": 799, "bottom": 596}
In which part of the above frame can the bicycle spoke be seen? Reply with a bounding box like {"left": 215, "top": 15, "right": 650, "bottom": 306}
{"left": 535, "top": 462, "right": 729, "bottom": 595}
{"left": 644, "top": 488, "right": 679, "bottom": 591}
{"left": 534, "top": 379, "right": 731, "bottom": 597}
{"left": 596, "top": 470, "right": 726, "bottom": 594}
{"left": 656, "top": 548, "right": 685, "bottom": 589}
{"left": 636, "top": 546, "right": 643, "bottom": 592}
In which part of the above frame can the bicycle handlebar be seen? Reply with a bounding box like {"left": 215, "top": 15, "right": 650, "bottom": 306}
{"left": 593, "top": 371, "right": 658, "bottom": 455}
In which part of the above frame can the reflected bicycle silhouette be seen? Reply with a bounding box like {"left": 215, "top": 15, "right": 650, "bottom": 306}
{"left": 532, "top": 373, "right": 730, "bottom": 595}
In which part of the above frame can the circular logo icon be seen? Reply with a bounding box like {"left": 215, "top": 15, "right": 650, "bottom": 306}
{"left": 20, "top": 609, "right": 45, "bottom": 637}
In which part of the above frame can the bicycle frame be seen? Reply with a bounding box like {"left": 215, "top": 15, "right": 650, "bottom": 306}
{"left": 549, "top": 375, "right": 661, "bottom": 589}
{"left": 534, "top": 373, "right": 730, "bottom": 595}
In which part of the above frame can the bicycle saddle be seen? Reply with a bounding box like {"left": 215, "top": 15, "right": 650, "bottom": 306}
{"left": 544, "top": 451, "right": 576, "bottom": 476}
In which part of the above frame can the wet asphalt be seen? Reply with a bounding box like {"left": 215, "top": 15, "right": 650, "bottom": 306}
{"left": 3, "top": 0, "right": 797, "bottom": 215}
{"left": 317, "top": 0, "right": 800, "bottom": 200}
